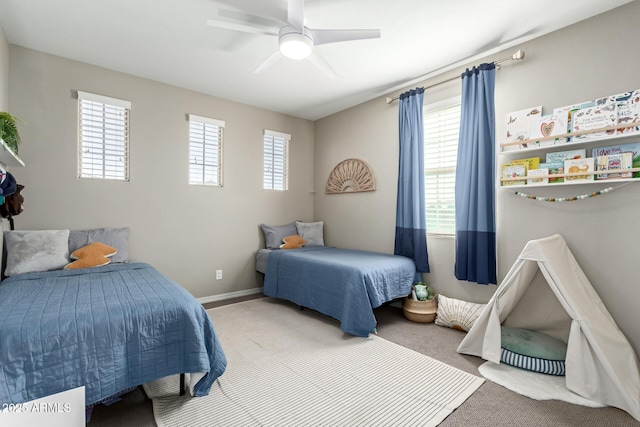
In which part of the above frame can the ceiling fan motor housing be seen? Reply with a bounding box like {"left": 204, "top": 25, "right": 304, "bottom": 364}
{"left": 279, "top": 25, "right": 314, "bottom": 59}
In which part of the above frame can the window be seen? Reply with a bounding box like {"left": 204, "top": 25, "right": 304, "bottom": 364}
{"left": 78, "top": 91, "right": 130, "bottom": 181}
{"left": 423, "top": 98, "right": 461, "bottom": 235}
{"left": 188, "top": 114, "right": 224, "bottom": 186}
{"left": 263, "top": 130, "right": 290, "bottom": 191}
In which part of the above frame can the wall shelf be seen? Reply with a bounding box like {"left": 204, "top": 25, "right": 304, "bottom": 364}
{"left": 0, "top": 138, "right": 25, "bottom": 167}
{"left": 500, "top": 177, "right": 639, "bottom": 189}
{"left": 499, "top": 123, "right": 639, "bottom": 189}
{"left": 499, "top": 122, "right": 638, "bottom": 156}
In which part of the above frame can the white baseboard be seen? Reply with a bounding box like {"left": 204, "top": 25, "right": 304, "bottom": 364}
{"left": 197, "top": 287, "right": 264, "bottom": 305}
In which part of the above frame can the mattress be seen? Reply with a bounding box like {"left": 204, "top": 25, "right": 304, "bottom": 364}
{"left": 256, "top": 248, "right": 271, "bottom": 274}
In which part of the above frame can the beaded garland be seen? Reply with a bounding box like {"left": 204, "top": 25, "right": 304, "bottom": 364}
{"left": 514, "top": 187, "right": 615, "bottom": 202}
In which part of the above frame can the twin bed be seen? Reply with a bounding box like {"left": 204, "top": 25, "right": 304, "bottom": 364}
{"left": 0, "top": 229, "right": 227, "bottom": 411}
{"left": 258, "top": 222, "right": 416, "bottom": 337}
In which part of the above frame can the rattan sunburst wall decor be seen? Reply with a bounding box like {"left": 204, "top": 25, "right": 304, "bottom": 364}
{"left": 325, "top": 158, "right": 376, "bottom": 194}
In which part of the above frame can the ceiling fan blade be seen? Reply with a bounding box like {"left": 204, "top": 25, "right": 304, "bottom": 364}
{"left": 307, "top": 50, "right": 337, "bottom": 79}
{"left": 254, "top": 50, "right": 283, "bottom": 74}
{"left": 217, "top": 8, "right": 284, "bottom": 30}
{"left": 309, "top": 29, "right": 381, "bottom": 45}
{"left": 287, "top": 0, "right": 305, "bottom": 32}
{"left": 206, "top": 19, "right": 278, "bottom": 37}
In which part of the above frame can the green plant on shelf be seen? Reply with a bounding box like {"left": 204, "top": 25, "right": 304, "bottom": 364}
{"left": 0, "top": 112, "right": 22, "bottom": 154}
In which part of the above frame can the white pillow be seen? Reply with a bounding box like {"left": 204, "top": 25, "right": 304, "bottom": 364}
{"left": 295, "top": 221, "right": 324, "bottom": 246}
{"left": 435, "top": 295, "right": 486, "bottom": 332}
{"left": 4, "top": 230, "right": 70, "bottom": 276}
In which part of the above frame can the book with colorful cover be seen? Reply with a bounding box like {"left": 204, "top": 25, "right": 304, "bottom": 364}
{"left": 564, "top": 157, "right": 594, "bottom": 182}
{"left": 507, "top": 157, "right": 540, "bottom": 171}
{"left": 502, "top": 163, "right": 527, "bottom": 186}
{"left": 539, "top": 162, "right": 564, "bottom": 183}
{"left": 592, "top": 143, "right": 640, "bottom": 178}
{"left": 572, "top": 102, "right": 617, "bottom": 141}
{"left": 529, "top": 114, "right": 568, "bottom": 147}
{"left": 553, "top": 101, "right": 593, "bottom": 142}
{"left": 546, "top": 149, "right": 586, "bottom": 163}
{"left": 527, "top": 168, "right": 549, "bottom": 185}
{"left": 504, "top": 106, "right": 542, "bottom": 151}
{"left": 595, "top": 152, "right": 633, "bottom": 180}
{"left": 613, "top": 90, "right": 640, "bottom": 136}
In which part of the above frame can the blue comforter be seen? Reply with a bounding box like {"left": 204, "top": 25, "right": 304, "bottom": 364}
{"left": 264, "top": 247, "right": 415, "bottom": 337}
{"left": 0, "top": 262, "right": 227, "bottom": 406}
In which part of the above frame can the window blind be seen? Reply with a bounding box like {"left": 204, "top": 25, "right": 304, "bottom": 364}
{"left": 188, "top": 114, "right": 225, "bottom": 186}
{"left": 424, "top": 101, "right": 461, "bottom": 235}
{"left": 263, "top": 130, "right": 290, "bottom": 191}
{"left": 78, "top": 91, "right": 130, "bottom": 181}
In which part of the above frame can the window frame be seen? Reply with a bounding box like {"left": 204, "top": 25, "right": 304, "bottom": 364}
{"left": 77, "top": 91, "right": 131, "bottom": 182}
{"left": 188, "top": 114, "right": 225, "bottom": 187}
{"left": 263, "top": 129, "right": 290, "bottom": 191}
{"left": 423, "top": 96, "right": 461, "bottom": 236}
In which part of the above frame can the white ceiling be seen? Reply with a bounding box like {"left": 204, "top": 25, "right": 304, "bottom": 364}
{"left": 0, "top": 0, "right": 632, "bottom": 120}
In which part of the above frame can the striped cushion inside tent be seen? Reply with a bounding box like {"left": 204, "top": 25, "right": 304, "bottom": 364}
{"left": 500, "top": 347, "right": 566, "bottom": 376}
{"left": 500, "top": 326, "right": 567, "bottom": 376}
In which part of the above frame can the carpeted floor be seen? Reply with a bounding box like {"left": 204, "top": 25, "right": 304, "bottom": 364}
{"left": 144, "top": 299, "right": 483, "bottom": 426}
{"left": 89, "top": 295, "right": 640, "bottom": 426}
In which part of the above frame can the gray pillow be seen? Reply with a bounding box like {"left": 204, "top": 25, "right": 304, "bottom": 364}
{"left": 68, "top": 227, "right": 129, "bottom": 263}
{"left": 261, "top": 222, "right": 297, "bottom": 249}
{"left": 4, "top": 230, "right": 70, "bottom": 276}
{"left": 295, "top": 221, "right": 324, "bottom": 246}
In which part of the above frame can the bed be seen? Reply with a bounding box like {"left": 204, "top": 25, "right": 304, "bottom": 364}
{"left": 0, "top": 229, "right": 227, "bottom": 409}
{"left": 260, "top": 246, "right": 416, "bottom": 337}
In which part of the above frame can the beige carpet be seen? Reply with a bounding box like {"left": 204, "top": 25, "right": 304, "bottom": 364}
{"left": 143, "top": 298, "right": 484, "bottom": 427}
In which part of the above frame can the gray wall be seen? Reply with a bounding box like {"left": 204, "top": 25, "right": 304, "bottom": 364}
{"left": 0, "top": 24, "right": 8, "bottom": 110}
{"left": 315, "top": 1, "right": 640, "bottom": 354}
{"left": 8, "top": 46, "right": 315, "bottom": 299}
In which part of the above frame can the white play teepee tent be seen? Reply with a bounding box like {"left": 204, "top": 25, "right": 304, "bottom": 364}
{"left": 457, "top": 234, "right": 640, "bottom": 421}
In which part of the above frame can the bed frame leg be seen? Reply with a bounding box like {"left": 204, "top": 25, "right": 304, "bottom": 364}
{"left": 179, "top": 373, "right": 185, "bottom": 396}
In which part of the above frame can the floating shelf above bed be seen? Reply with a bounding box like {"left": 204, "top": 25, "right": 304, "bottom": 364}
{"left": 0, "top": 138, "right": 25, "bottom": 167}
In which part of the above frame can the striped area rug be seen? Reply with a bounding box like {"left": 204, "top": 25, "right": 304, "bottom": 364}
{"left": 143, "top": 298, "right": 484, "bottom": 427}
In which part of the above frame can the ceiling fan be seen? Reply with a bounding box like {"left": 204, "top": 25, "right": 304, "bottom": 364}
{"left": 206, "top": 0, "right": 381, "bottom": 78}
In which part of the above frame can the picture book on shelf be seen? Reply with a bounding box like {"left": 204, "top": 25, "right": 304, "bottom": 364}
{"left": 527, "top": 168, "right": 549, "bottom": 185}
{"left": 504, "top": 106, "right": 542, "bottom": 151}
{"left": 507, "top": 157, "right": 540, "bottom": 171}
{"left": 546, "top": 149, "right": 586, "bottom": 163}
{"left": 502, "top": 163, "right": 527, "bottom": 186}
{"left": 572, "top": 102, "right": 617, "bottom": 141}
{"left": 592, "top": 142, "right": 640, "bottom": 178}
{"left": 553, "top": 101, "right": 593, "bottom": 142}
{"left": 564, "top": 157, "right": 594, "bottom": 182}
{"left": 614, "top": 90, "right": 640, "bottom": 136}
{"left": 595, "top": 152, "right": 633, "bottom": 180}
{"left": 539, "top": 162, "right": 564, "bottom": 183}
{"left": 529, "top": 114, "right": 568, "bottom": 147}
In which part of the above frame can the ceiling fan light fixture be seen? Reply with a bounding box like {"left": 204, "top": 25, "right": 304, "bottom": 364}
{"left": 279, "top": 33, "right": 313, "bottom": 60}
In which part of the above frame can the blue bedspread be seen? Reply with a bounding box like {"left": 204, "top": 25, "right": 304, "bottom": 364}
{"left": 0, "top": 262, "right": 227, "bottom": 406}
{"left": 264, "top": 247, "right": 415, "bottom": 337}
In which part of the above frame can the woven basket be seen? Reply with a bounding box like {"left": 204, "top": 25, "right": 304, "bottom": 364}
{"left": 403, "top": 297, "right": 437, "bottom": 323}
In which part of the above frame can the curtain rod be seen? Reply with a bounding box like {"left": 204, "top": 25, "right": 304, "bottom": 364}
{"left": 385, "top": 49, "right": 525, "bottom": 104}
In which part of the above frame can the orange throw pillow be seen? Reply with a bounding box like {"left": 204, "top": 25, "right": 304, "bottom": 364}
{"left": 280, "top": 235, "right": 306, "bottom": 249}
{"left": 65, "top": 241, "right": 117, "bottom": 269}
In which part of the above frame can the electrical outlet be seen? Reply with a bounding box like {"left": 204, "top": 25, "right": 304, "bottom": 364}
{"left": 216, "top": 270, "right": 222, "bottom": 280}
